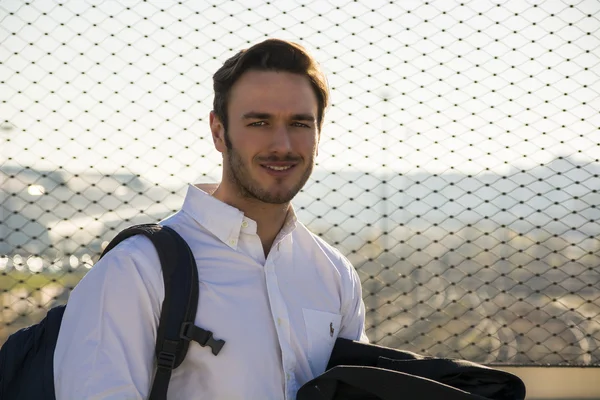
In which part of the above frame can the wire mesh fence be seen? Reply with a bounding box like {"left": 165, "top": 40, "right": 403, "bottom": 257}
{"left": 1, "top": 0, "right": 599, "bottom": 365}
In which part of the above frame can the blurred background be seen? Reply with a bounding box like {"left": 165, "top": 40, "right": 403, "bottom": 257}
{"left": 1, "top": 0, "right": 599, "bottom": 370}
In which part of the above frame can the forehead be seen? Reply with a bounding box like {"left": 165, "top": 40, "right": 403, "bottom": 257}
{"left": 228, "top": 70, "right": 318, "bottom": 116}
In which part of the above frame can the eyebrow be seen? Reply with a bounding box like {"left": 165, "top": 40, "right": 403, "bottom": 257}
{"left": 241, "top": 111, "right": 316, "bottom": 122}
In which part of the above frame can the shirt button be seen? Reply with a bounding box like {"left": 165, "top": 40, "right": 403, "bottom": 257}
{"left": 277, "top": 317, "right": 282, "bottom": 326}
{"left": 229, "top": 239, "right": 237, "bottom": 246}
{"left": 241, "top": 220, "right": 248, "bottom": 228}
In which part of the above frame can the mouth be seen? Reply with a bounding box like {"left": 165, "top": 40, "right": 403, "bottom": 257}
{"left": 260, "top": 163, "right": 297, "bottom": 175}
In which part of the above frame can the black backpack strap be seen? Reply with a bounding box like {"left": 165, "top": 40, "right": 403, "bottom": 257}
{"left": 100, "top": 223, "right": 225, "bottom": 400}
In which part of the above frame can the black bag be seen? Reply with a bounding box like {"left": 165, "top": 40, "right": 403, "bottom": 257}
{"left": 0, "top": 224, "right": 225, "bottom": 400}
{"left": 297, "top": 338, "right": 526, "bottom": 400}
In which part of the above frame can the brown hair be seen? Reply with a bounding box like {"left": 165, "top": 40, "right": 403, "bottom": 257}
{"left": 212, "top": 38, "right": 329, "bottom": 134}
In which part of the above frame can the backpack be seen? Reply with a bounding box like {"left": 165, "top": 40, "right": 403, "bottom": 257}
{"left": 0, "top": 224, "right": 225, "bottom": 400}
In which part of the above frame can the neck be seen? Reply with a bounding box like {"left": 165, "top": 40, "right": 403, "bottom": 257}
{"left": 211, "top": 185, "right": 291, "bottom": 255}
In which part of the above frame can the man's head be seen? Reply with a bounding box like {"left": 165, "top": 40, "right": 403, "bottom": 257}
{"left": 210, "top": 39, "right": 329, "bottom": 206}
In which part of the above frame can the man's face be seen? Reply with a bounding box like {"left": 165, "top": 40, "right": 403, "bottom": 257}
{"left": 212, "top": 70, "right": 319, "bottom": 205}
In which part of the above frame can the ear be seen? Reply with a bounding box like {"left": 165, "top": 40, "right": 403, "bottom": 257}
{"left": 210, "top": 111, "right": 226, "bottom": 153}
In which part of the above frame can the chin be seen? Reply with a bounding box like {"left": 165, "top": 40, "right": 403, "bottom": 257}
{"left": 261, "top": 188, "right": 298, "bottom": 204}
{"left": 267, "top": 191, "right": 295, "bottom": 204}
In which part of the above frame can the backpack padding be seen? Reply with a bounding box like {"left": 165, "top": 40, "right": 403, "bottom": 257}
{"left": 100, "top": 224, "right": 199, "bottom": 400}
{"left": 0, "top": 305, "right": 65, "bottom": 399}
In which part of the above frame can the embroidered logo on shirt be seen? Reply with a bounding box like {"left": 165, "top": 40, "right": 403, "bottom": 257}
{"left": 330, "top": 322, "right": 334, "bottom": 337}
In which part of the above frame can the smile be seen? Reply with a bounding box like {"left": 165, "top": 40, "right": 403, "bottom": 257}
{"left": 260, "top": 163, "right": 298, "bottom": 175}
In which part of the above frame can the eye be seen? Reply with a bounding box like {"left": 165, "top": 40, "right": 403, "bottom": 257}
{"left": 291, "top": 122, "right": 310, "bottom": 128}
{"left": 248, "top": 121, "right": 267, "bottom": 127}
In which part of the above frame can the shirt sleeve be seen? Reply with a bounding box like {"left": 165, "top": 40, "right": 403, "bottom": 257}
{"left": 53, "top": 236, "right": 165, "bottom": 400}
{"left": 338, "top": 256, "right": 369, "bottom": 343}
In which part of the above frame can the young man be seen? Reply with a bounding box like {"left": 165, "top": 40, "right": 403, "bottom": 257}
{"left": 54, "top": 39, "right": 368, "bottom": 399}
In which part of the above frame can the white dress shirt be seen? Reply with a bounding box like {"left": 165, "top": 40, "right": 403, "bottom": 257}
{"left": 54, "top": 184, "right": 368, "bottom": 400}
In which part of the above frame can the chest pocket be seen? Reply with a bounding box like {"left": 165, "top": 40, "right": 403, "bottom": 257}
{"left": 302, "top": 308, "right": 342, "bottom": 377}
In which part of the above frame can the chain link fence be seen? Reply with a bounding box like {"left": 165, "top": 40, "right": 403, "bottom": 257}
{"left": 1, "top": 0, "right": 599, "bottom": 365}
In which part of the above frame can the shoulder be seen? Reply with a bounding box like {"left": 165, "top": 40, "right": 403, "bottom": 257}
{"left": 84, "top": 228, "right": 165, "bottom": 293}
{"left": 99, "top": 231, "right": 161, "bottom": 268}
{"left": 96, "top": 212, "right": 194, "bottom": 274}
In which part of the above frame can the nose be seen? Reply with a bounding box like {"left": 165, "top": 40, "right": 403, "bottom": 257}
{"left": 269, "top": 124, "right": 292, "bottom": 154}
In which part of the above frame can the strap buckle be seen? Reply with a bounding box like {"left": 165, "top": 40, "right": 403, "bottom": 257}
{"left": 180, "top": 322, "right": 225, "bottom": 356}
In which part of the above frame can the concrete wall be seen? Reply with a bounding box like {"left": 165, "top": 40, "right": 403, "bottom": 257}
{"left": 497, "top": 367, "right": 600, "bottom": 399}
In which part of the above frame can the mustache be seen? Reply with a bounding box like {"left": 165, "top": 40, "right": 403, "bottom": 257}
{"left": 256, "top": 155, "right": 302, "bottom": 162}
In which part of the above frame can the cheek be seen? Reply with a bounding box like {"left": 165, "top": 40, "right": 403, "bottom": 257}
{"left": 295, "top": 134, "right": 318, "bottom": 153}
{"left": 230, "top": 130, "right": 259, "bottom": 152}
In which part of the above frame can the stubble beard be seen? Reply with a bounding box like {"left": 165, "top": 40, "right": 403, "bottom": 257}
{"left": 225, "top": 140, "right": 314, "bottom": 205}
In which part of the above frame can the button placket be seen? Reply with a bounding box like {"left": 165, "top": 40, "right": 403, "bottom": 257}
{"left": 264, "top": 256, "right": 295, "bottom": 399}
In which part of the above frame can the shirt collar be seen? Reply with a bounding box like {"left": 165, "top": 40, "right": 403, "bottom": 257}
{"left": 182, "top": 184, "right": 244, "bottom": 249}
{"left": 280, "top": 206, "right": 298, "bottom": 237}
{"left": 273, "top": 207, "right": 298, "bottom": 249}
{"left": 182, "top": 184, "right": 298, "bottom": 249}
